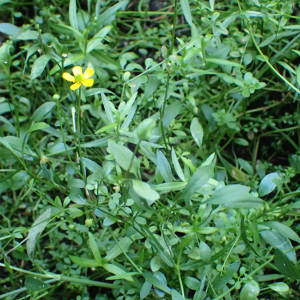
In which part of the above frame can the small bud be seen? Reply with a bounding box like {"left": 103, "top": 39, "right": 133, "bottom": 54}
{"left": 68, "top": 224, "right": 75, "bottom": 230}
{"left": 40, "top": 155, "right": 48, "bottom": 164}
{"left": 85, "top": 218, "right": 93, "bottom": 227}
{"left": 53, "top": 94, "right": 60, "bottom": 100}
{"left": 4, "top": 61, "right": 7, "bottom": 64}
{"left": 137, "top": 118, "right": 156, "bottom": 141}
{"left": 62, "top": 53, "right": 68, "bottom": 58}
{"left": 37, "top": 49, "right": 42, "bottom": 54}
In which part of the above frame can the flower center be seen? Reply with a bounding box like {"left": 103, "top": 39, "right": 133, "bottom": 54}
{"left": 74, "top": 74, "right": 83, "bottom": 83}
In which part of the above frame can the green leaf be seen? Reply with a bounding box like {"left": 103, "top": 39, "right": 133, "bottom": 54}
{"left": 262, "top": 221, "right": 300, "bottom": 243}
{"left": 258, "top": 172, "right": 279, "bottom": 196}
{"left": 210, "top": 262, "right": 240, "bottom": 295}
{"left": 204, "top": 185, "right": 250, "bottom": 205}
{"left": 241, "top": 217, "right": 259, "bottom": 256}
{"left": 28, "top": 122, "right": 50, "bottom": 133}
{"left": 199, "top": 241, "right": 211, "bottom": 262}
{"left": 269, "top": 282, "right": 289, "bottom": 293}
{"left": 96, "top": 0, "right": 129, "bottom": 26}
{"left": 157, "top": 150, "right": 173, "bottom": 183}
{"left": 4, "top": 258, "right": 13, "bottom": 274}
{"left": 69, "top": 255, "right": 101, "bottom": 267}
{"left": 260, "top": 230, "right": 296, "bottom": 264}
{"left": 142, "top": 271, "right": 171, "bottom": 294}
{"left": 15, "top": 30, "right": 39, "bottom": 40}
{"left": 108, "top": 140, "right": 138, "bottom": 176}
{"left": 25, "top": 277, "right": 50, "bottom": 291}
{"left": 67, "top": 207, "right": 84, "bottom": 218}
{"left": 89, "top": 232, "right": 102, "bottom": 263}
{"left": 240, "top": 280, "right": 260, "bottom": 300}
{"left": 274, "top": 249, "right": 300, "bottom": 279}
{"left": 171, "top": 289, "right": 185, "bottom": 300}
{"left": 152, "top": 182, "right": 187, "bottom": 193}
{"left": 95, "top": 122, "right": 117, "bottom": 134}
{"left": 296, "top": 65, "right": 300, "bottom": 87}
{"left": 87, "top": 25, "right": 113, "bottom": 53}
{"left": 150, "top": 256, "right": 162, "bottom": 272}
{"left": 105, "top": 237, "right": 132, "bottom": 261}
{"left": 0, "top": 23, "right": 22, "bottom": 36}
{"left": 102, "top": 93, "right": 115, "bottom": 124}
{"left": 171, "top": 148, "right": 185, "bottom": 181}
{"left": 132, "top": 180, "right": 160, "bottom": 205}
{"left": 106, "top": 272, "right": 138, "bottom": 281}
{"left": 191, "top": 118, "right": 203, "bottom": 149}
{"left": 140, "top": 280, "right": 152, "bottom": 299}
{"left": 205, "top": 58, "right": 243, "bottom": 68}
{"left": 180, "top": 0, "right": 193, "bottom": 27}
{"left": 31, "top": 102, "right": 56, "bottom": 122}
{"left": 69, "top": 0, "right": 79, "bottom": 30}
{"left": 30, "top": 54, "right": 52, "bottom": 79}
{"left": 177, "top": 233, "right": 195, "bottom": 250}
{"left": 137, "top": 118, "right": 156, "bottom": 141}
{"left": 27, "top": 209, "right": 51, "bottom": 259}
{"left": 81, "top": 157, "right": 104, "bottom": 175}
{"left": 181, "top": 165, "right": 214, "bottom": 199}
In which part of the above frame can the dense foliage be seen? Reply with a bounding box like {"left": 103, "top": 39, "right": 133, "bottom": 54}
{"left": 1, "top": 0, "right": 300, "bottom": 299}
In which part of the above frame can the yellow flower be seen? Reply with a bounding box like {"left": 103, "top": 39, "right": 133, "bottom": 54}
{"left": 62, "top": 66, "right": 94, "bottom": 90}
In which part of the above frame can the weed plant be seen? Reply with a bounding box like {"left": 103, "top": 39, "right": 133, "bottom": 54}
{"left": 1, "top": 0, "right": 300, "bottom": 299}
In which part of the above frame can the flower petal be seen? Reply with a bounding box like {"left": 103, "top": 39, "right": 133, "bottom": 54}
{"left": 82, "top": 79, "right": 94, "bottom": 87}
{"left": 83, "top": 68, "right": 94, "bottom": 79}
{"left": 72, "top": 66, "right": 82, "bottom": 76}
{"left": 62, "top": 72, "right": 74, "bottom": 82}
{"left": 70, "top": 82, "right": 81, "bottom": 90}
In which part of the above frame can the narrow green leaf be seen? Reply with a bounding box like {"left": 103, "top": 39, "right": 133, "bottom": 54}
{"left": 241, "top": 217, "right": 259, "bottom": 256}
{"left": 106, "top": 272, "right": 138, "bottom": 281}
{"left": 89, "top": 232, "right": 102, "bottom": 264}
{"left": 274, "top": 249, "right": 300, "bottom": 279}
{"left": 142, "top": 271, "right": 171, "bottom": 294}
{"left": 95, "top": 122, "right": 117, "bottom": 134}
{"left": 27, "top": 209, "right": 51, "bottom": 258}
{"left": 180, "top": 0, "right": 193, "bottom": 27}
{"left": 87, "top": 25, "right": 113, "bottom": 53}
{"left": 190, "top": 118, "right": 203, "bottom": 149}
{"left": 105, "top": 237, "right": 132, "bottom": 261}
{"left": 69, "top": 255, "right": 101, "bottom": 267}
{"left": 102, "top": 93, "right": 115, "bottom": 124}
{"left": 96, "top": 0, "right": 129, "bottom": 26}
{"left": 31, "top": 102, "right": 56, "bottom": 122}
{"left": 181, "top": 165, "right": 214, "bottom": 199}
{"left": 69, "top": 0, "right": 79, "bottom": 30}
{"left": 171, "top": 148, "right": 185, "bottom": 181}
{"left": 260, "top": 230, "right": 296, "bottom": 264}
{"left": 205, "top": 58, "right": 243, "bottom": 68}
{"left": 296, "top": 65, "right": 300, "bottom": 87}
{"left": 28, "top": 122, "right": 50, "bottom": 133}
{"left": 262, "top": 221, "right": 300, "bottom": 243}
{"left": 25, "top": 277, "right": 50, "bottom": 291}
{"left": 157, "top": 150, "right": 173, "bottom": 183}
{"left": 108, "top": 140, "right": 138, "bottom": 176}
{"left": 132, "top": 180, "right": 160, "bottom": 205}
{"left": 30, "top": 54, "right": 52, "bottom": 79}
{"left": 140, "top": 280, "right": 152, "bottom": 299}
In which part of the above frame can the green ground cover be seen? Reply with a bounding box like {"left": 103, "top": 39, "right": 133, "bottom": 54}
{"left": 1, "top": 0, "right": 300, "bottom": 299}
